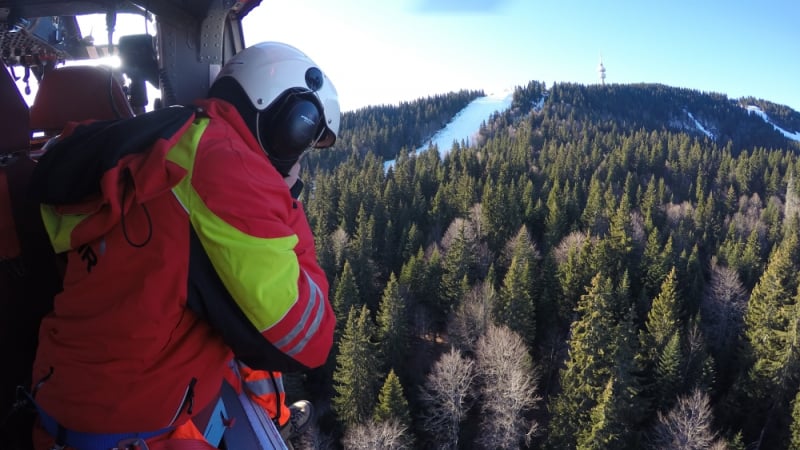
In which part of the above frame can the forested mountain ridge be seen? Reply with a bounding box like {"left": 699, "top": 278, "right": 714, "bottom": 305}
{"left": 298, "top": 81, "right": 800, "bottom": 449}
{"left": 311, "top": 81, "right": 799, "bottom": 172}
{"left": 536, "top": 82, "right": 799, "bottom": 155}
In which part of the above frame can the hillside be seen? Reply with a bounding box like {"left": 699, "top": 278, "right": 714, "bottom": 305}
{"left": 300, "top": 81, "right": 800, "bottom": 449}
{"left": 310, "top": 82, "right": 800, "bottom": 173}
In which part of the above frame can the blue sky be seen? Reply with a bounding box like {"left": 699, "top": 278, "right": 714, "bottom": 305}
{"left": 242, "top": 0, "right": 800, "bottom": 113}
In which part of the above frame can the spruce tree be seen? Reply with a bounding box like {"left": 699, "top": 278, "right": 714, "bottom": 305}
{"left": 791, "top": 388, "right": 800, "bottom": 449}
{"left": 545, "top": 179, "right": 568, "bottom": 247}
{"left": 744, "top": 231, "right": 800, "bottom": 400}
{"left": 581, "top": 175, "right": 606, "bottom": 234}
{"left": 740, "top": 231, "right": 800, "bottom": 444}
{"left": 350, "top": 205, "right": 378, "bottom": 305}
{"left": 643, "top": 267, "right": 681, "bottom": 360}
{"left": 440, "top": 222, "right": 473, "bottom": 316}
{"left": 333, "top": 305, "right": 381, "bottom": 427}
{"left": 576, "top": 378, "right": 624, "bottom": 450}
{"left": 376, "top": 273, "right": 409, "bottom": 376}
{"left": 373, "top": 369, "right": 411, "bottom": 427}
{"left": 333, "top": 260, "right": 361, "bottom": 328}
{"left": 398, "top": 247, "right": 426, "bottom": 303}
{"left": 642, "top": 232, "right": 673, "bottom": 301}
{"left": 496, "top": 255, "right": 536, "bottom": 346}
{"left": 654, "top": 331, "right": 683, "bottom": 411}
{"left": 547, "top": 273, "right": 618, "bottom": 449}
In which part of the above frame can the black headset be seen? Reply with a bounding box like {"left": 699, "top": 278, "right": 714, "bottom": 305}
{"left": 258, "top": 90, "right": 323, "bottom": 174}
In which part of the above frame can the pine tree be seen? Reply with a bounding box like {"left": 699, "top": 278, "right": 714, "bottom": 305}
{"left": 333, "top": 305, "right": 381, "bottom": 427}
{"left": 555, "top": 233, "right": 595, "bottom": 323}
{"left": 376, "top": 273, "right": 409, "bottom": 376}
{"left": 547, "top": 273, "right": 618, "bottom": 449}
{"left": 425, "top": 246, "right": 445, "bottom": 320}
{"left": 545, "top": 179, "right": 568, "bottom": 247}
{"left": 373, "top": 369, "right": 411, "bottom": 427}
{"left": 680, "top": 244, "right": 704, "bottom": 316}
{"left": 740, "top": 227, "right": 763, "bottom": 289}
{"left": 576, "top": 378, "right": 624, "bottom": 450}
{"left": 605, "top": 192, "right": 635, "bottom": 282}
{"left": 581, "top": 175, "right": 606, "bottom": 234}
{"left": 740, "top": 231, "right": 800, "bottom": 445}
{"left": 440, "top": 222, "right": 474, "bottom": 316}
{"left": 640, "top": 174, "right": 660, "bottom": 230}
{"left": 641, "top": 228, "right": 664, "bottom": 298}
{"left": 790, "top": 388, "right": 800, "bottom": 449}
{"left": 349, "top": 205, "right": 378, "bottom": 305}
{"left": 398, "top": 247, "right": 426, "bottom": 303}
{"left": 744, "top": 231, "right": 800, "bottom": 400}
{"left": 654, "top": 331, "right": 683, "bottom": 411}
{"left": 333, "top": 260, "right": 361, "bottom": 328}
{"left": 643, "top": 267, "right": 681, "bottom": 360}
{"left": 496, "top": 254, "right": 536, "bottom": 346}
{"left": 611, "top": 302, "right": 648, "bottom": 443}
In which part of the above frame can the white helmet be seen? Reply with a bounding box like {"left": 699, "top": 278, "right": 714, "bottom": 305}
{"left": 214, "top": 41, "right": 340, "bottom": 161}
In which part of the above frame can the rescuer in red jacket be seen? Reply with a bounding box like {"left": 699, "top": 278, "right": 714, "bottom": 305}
{"left": 27, "top": 41, "right": 339, "bottom": 449}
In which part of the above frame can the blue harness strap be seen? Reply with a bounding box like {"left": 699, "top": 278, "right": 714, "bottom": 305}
{"left": 35, "top": 404, "right": 174, "bottom": 450}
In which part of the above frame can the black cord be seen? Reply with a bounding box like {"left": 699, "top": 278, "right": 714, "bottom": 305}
{"left": 120, "top": 169, "right": 152, "bottom": 248}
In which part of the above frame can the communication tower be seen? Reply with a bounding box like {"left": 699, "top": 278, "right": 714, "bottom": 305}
{"left": 597, "top": 56, "right": 606, "bottom": 85}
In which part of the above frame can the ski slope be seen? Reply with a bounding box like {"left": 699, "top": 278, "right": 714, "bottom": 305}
{"left": 384, "top": 89, "right": 513, "bottom": 171}
{"left": 745, "top": 105, "right": 800, "bottom": 142}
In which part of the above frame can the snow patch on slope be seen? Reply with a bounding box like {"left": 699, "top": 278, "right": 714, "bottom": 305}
{"left": 687, "top": 111, "right": 714, "bottom": 139}
{"left": 745, "top": 105, "right": 800, "bottom": 141}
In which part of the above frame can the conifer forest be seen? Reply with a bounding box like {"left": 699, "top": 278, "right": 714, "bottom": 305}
{"left": 293, "top": 81, "right": 800, "bottom": 449}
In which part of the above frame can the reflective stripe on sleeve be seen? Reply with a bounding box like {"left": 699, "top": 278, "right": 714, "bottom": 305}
{"left": 273, "top": 271, "right": 325, "bottom": 357}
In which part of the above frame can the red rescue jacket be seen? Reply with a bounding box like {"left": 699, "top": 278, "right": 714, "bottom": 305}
{"left": 27, "top": 99, "right": 334, "bottom": 434}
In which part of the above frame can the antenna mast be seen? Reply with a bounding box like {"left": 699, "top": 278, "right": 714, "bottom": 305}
{"left": 597, "top": 55, "right": 606, "bottom": 85}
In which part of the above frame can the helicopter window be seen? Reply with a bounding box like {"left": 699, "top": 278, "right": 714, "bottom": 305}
{"left": 10, "top": 12, "right": 160, "bottom": 112}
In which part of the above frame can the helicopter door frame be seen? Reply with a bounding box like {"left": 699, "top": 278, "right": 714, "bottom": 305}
{"left": 156, "top": 0, "right": 247, "bottom": 107}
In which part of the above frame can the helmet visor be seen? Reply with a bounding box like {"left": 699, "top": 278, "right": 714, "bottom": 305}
{"left": 314, "top": 127, "right": 336, "bottom": 148}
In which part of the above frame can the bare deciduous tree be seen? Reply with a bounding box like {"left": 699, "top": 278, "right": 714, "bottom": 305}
{"left": 700, "top": 264, "right": 747, "bottom": 357}
{"left": 785, "top": 173, "right": 800, "bottom": 223}
{"left": 649, "top": 389, "right": 723, "bottom": 450}
{"left": 448, "top": 280, "right": 496, "bottom": 354}
{"left": 331, "top": 227, "right": 350, "bottom": 270}
{"left": 342, "top": 419, "right": 411, "bottom": 450}
{"left": 553, "top": 231, "right": 590, "bottom": 265}
{"left": 665, "top": 201, "right": 694, "bottom": 227}
{"left": 629, "top": 210, "right": 646, "bottom": 246}
{"left": 729, "top": 193, "right": 764, "bottom": 238}
{"left": 474, "top": 324, "right": 541, "bottom": 449}
{"left": 418, "top": 348, "right": 476, "bottom": 450}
